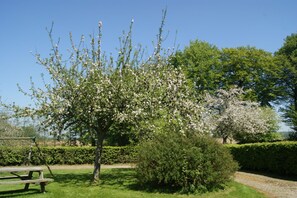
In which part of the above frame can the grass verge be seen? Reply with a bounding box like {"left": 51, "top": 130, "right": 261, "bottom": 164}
{"left": 0, "top": 168, "right": 266, "bottom": 198}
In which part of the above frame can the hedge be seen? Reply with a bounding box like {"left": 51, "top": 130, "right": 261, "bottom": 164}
{"left": 0, "top": 146, "right": 137, "bottom": 166}
{"left": 2, "top": 141, "right": 297, "bottom": 177}
{"left": 227, "top": 141, "right": 297, "bottom": 175}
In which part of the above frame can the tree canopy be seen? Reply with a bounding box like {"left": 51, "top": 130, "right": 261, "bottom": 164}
{"left": 170, "top": 40, "right": 222, "bottom": 93}
{"left": 205, "top": 88, "right": 279, "bottom": 144}
{"left": 220, "top": 46, "right": 281, "bottom": 105}
{"left": 275, "top": 33, "right": 297, "bottom": 132}
{"left": 170, "top": 42, "right": 281, "bottom": 106}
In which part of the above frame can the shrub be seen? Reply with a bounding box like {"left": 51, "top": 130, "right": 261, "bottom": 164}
{"left": 136, "top": 133, "right": 238, "bottom": 193}
{"left": 227, "top": 141, "right": 297, "bottom": 175}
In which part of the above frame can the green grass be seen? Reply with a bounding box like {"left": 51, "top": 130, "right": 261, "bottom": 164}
{"left": 0, "top": 168, "right": 266, "bottom": 198}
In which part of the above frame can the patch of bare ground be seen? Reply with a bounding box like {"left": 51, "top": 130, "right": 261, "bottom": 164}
{"left": 44, "top": 164, "right": 135, "bottom": 170}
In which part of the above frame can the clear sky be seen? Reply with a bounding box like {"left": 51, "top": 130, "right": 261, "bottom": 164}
{"left": 0, "top": 0, "right": 296, "bottom": 130}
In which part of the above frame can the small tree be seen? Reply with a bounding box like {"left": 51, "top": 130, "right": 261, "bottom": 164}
{"left": 3, "top": 13, "right": 207, "bottom": 182}
{"left": 205, "top": 88, "right": 277, "bottom": 143}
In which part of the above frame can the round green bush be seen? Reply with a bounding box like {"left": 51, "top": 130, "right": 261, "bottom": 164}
{"left": 136, "top": 133, "right": 238, "bottom": 193}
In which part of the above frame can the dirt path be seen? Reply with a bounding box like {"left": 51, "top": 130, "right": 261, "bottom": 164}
{"left": 235, "top": 171, "right": 297, "bottom": 198}
{"left": 44, "top": 164, "right": 297, "bottom": 197}
{"left": 43, "top": 164, "right": 134, "bottom": 170}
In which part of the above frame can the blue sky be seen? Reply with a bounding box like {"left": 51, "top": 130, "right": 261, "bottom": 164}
{"left": 0, "top": 0, "right": 297, "bottom": 130}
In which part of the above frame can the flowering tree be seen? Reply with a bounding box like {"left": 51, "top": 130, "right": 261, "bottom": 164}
{"left": 205, "top": 88, "right": 277, "bottom": 144}
{"left": 3, "top": 15, "right": 207, "bottom": 182}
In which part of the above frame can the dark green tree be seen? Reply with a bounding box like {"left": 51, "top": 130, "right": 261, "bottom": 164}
{"left": 170, "top": 40, "right": 222, "bottom": 94}
{"left": 275, "top": 33, "right": 297, "bottom": 132}
{"left": 171, "top": 42, "right": 280, "bottom": 106}
{"left": 220, "top": 46, "right": 280, "bottom": 106}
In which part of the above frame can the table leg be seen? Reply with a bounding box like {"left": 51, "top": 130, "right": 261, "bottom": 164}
{"left": 39, "top": 171, "right": 44, "bottom": 179}
{"left": 24, "top": 171, "right": 33, "bottom": 190}
{"left": 40, "top": 182, "right": 46, "bottom": 193}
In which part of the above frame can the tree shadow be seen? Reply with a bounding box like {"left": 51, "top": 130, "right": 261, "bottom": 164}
{"left": 49, "top": 168, "right": 181, "bottom": 194}
{"left": 100, "top": 168, "right": 181, "bottom": 194}
{"left": 49, "top": 172, "right": 93, "bottom": 187}
{"left": 0, "top": 189, "right": 40, "bottom": 198}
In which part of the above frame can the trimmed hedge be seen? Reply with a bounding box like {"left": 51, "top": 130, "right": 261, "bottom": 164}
{"left": 0, "top": 146, "right": 137, "bottom": 166}
{"left": 227, "top": 141, "right": 297, "bottom": 175}
{"left": 2, "top": 141, "right": 297, "bottom": 177}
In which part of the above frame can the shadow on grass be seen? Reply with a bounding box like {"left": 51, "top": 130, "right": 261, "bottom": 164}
{"left": 50, "top": 171, "right": 93, "bottom": 187}
{"left": 100, "top": 168, "right": 181, "bottom": 194}
{"left": 50, "top": 168, "right": 181, "bottom": 194}
{"left": 0, "top": 189, "right": 40, "bottom": 198}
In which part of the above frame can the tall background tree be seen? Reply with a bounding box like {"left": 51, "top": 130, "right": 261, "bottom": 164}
{"left": 170, "top": 40, "right": 222, "bottom": 94}
{"left": 275, "top": 33, "right": 297, "bottom": 132}
{"left": 220, "top": 46, "right": 280, "bottom": 106}
{"left": 171, "top": 42, "right": 281, "bottom": 106}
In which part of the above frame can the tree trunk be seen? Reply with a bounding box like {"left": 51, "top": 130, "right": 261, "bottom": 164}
{"left": 222, "top": 136, "right": 228, "bottom": 144}
{"left": 294, "top": 87, "right": 297, "bottom": 132}
{"left": 92, "top": 132, "right": 105, "bottom": 183}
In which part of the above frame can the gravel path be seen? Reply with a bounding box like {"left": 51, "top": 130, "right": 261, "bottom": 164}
{"left": 44, "top": 165, "right": 297, "bottom": 197}
{"left": 235, "top": 171, "right": 297, "bottom": 198}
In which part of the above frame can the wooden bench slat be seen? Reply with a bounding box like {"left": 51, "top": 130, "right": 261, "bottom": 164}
{"left": 0, "top": 178, "right": 54, "bottom": 185}
{"left": 0, "top": 167, "right": 43, "bottom": 172}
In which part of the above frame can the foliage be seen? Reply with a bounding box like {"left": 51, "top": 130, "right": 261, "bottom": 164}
{"left": 0, "top": 146, "right": 137, "bottom": 166}
{"left": 104, "top": 123, "right": 136, "bottom": 146}
{"left": 227, "top": 141, "right": 297, "bottom": 175}
{"left": 281, "top": 104, "right": 297, "bottom": 132}
{"left": 220, "top": 47, "right": 280, "bottom": 105}
{"left": 170, "top": 42, "right": 280, "bottom": 106}
{"left": 233, "top": 107, "right": 281, "bottom": 143}
{"left": 205, "top": 88, "right": 278, "bottom": 143}
{"left": 136, "top": 132, "right": 238, "bottom": 193}
{"left": 169, "top": 40, "right": 222, "bottom": 93}
{"left": 275, "top": 33, "right": 297, "bottom": 132}
{"left": 287, "top": 132, "right": 297, "bottom": 141}
{"left": 234, "top": 132, "right": 283, "bottom": 144}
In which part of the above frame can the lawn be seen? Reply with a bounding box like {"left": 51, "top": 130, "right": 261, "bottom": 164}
{"left": 0, "top": 168, "right": 266, "bottom": 198}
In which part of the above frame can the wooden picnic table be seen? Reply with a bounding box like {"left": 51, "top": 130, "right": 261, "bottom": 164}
{"left": 0, "top": 166, "right": 53, "bottom": 193}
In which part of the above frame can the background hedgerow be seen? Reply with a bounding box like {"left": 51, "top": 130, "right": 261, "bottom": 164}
{"left": 0, "top": 146, "right": 137, "bottom": 166}
{"left": 227, "top": 141, "right": 297, "bottom": 175}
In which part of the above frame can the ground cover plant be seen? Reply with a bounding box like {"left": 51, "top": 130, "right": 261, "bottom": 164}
{"left": 0, "top": 168, "right": 265, "bottom": 198}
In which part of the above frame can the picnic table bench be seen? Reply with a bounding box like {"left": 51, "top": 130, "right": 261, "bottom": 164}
{"left": 0, "top": 166, "right": 53, "bottom": 193}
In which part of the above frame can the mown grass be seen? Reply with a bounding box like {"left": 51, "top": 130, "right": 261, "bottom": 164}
{"left": 0, "top": 168, "right": 266, "bottom": 198}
